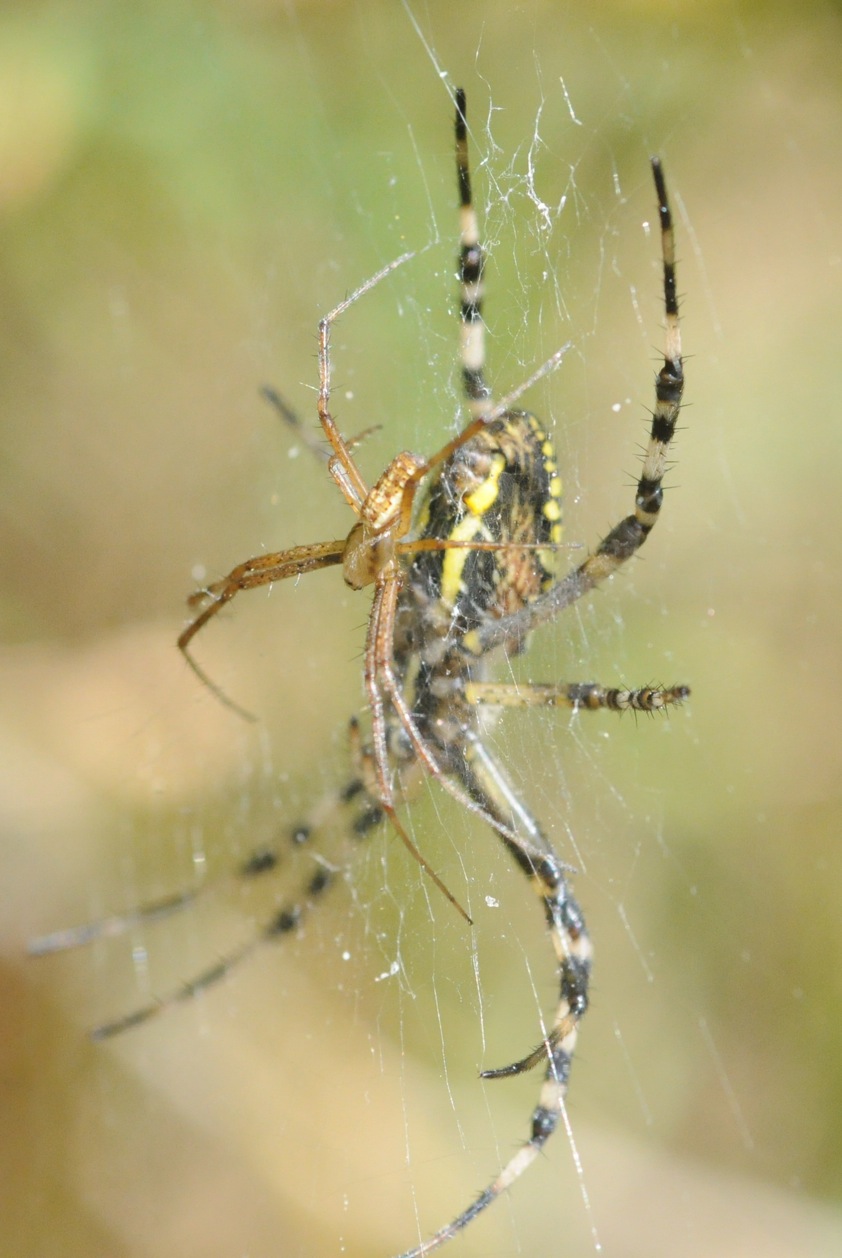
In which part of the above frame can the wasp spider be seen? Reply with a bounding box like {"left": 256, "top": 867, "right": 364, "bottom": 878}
{"left": 31, "top": 89, "right": 686, "bottom": 1255}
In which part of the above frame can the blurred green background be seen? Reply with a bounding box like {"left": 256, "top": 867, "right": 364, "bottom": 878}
{"left": 3, "top": 1, "right": 842, "bottom": 1256}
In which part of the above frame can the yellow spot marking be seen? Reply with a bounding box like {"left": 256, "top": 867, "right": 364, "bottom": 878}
{"left": 441, "top": 514, "right": 485, "bottom": 607}
{"left": 543, "top": 498, "right": 561, "bottom": 522}
{"left": 463, "top": 628, "right": 482, "bottom": 655}
{"left": 464, "top": 451, "right": 506, "bottom": 515}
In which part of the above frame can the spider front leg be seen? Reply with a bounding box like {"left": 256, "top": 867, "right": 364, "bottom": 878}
{"left": 315, "top": 251, "right": 415, "bottom": 505}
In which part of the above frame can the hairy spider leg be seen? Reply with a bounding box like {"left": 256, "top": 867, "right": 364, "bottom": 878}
{"left": 260, "top": 384, "right": 383, "bottom": 462}
{"left": 178, "top": 540, "right": 346, "bottom": 721}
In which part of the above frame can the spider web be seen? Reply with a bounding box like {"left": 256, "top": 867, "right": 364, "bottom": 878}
{"left": 14, "top": 5, "right": 842, "bottom": 1258}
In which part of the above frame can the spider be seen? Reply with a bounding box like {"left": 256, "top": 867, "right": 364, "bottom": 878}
{"left": 31, "top": 90, "right": 686, "bottom": 1255}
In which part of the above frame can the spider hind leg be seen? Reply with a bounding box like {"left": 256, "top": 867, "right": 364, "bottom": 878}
{"left": 31, "top": 718, "right": 394, "bottom": 1041}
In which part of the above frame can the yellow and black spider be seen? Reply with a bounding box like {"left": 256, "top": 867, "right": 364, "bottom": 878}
{"left": 31, "top": 89, "right": 687, "bottom": 1257}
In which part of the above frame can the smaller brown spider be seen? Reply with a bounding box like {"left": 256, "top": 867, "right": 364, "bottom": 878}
{"left": 178, "top": 258, "right": 568, "bottom": 919}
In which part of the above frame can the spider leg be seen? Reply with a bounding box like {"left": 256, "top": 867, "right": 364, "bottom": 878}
{"left": 28, "top": 888, "right": 203, "bottom": 956}
{"left": 452, "top": 91, "right": 568, "bottom": 447}
{"left": 396, "top": 728, "right": 590, "bottom": 1258}
{"left": 389, "top": 343, "right": 569, "bottom": 556}
{"left": 260, "top": 385, "right": 383, "bottom": 513}
{"left": 465, "top": 157, "right": 683, "bottom": 659}
{"left": 316, "top": 251, "right": 415, "bottom": 503}
{"left": 39, "top": 719, "right": 392, "bottom": 1040}
{"left": 259, "top": 387, "right": 330, "bottom": 464}
{"left": 397, "top": 538, "right": 571, "bottom": 558}
{"left": 454, "top": 87, "right": 491, "bottom": 419}
{"left": 465, "top": 679, "right": 690, "bottom": 712}
{"left": 384, "top": 667, "right": 541, "bottom": 855}
{"left": 179, "top": 540, "right": 345, "bottom": 718}
{"left": 185, "top": 541, "right": 346, "bottom": 617}
{"left": 27, "top": 830, "right": 319, "bottom": 960}
{"left": 259, "top": 386, "right": 331, "bottom": 465}
{"left": 364, "top": 575, "right": 473, "bottom": 925}
{"left": 262, "top": 383, "right": 383, "bottom": 463}
{"left": 371, "top": 564, "right": 558, "bottom": 881}
{"left": 88, "top": 936, "right": 266, "bottom": 1040}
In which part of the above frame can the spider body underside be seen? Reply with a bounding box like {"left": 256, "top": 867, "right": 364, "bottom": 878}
{"left": 31, "top": 89, "right": 686, "bottom": 1257}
